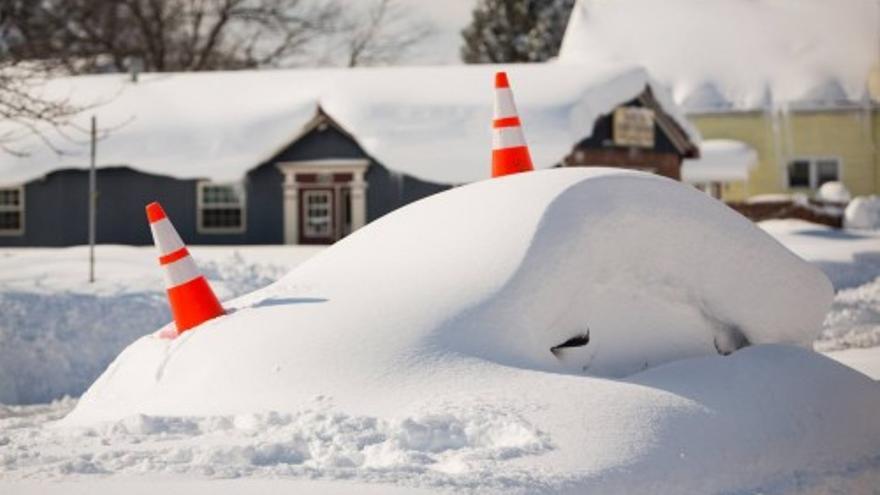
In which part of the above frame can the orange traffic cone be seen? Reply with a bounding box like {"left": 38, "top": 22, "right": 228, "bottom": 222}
{"left": 146, "top": 202, "right": 224, "bottom": 334}
{"left": 492, "top": 71, "right": 534, "bottom": 178}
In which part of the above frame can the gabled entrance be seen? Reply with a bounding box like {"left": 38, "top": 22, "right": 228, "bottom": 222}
{"left": 277, "top": 159, "right": 368, "bottom": 245}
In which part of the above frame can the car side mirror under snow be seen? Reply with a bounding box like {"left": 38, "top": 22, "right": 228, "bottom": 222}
{"left": 551, "top": 330, "right": 591, "bottom": 357}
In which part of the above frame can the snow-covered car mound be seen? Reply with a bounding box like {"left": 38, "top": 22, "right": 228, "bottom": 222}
{"left": 63, "top": 168, "right": 880, "bottom": 492}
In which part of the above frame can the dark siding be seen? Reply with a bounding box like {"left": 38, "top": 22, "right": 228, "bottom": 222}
{"left": 365, "top": 165, "right": 449, "bottom": 222}
{"left": 240, "top": 162, "right": 284, "bottom": 245}
{"left": 271, "top": 124, "right": 365, "bottom": 162}
{"left": 2, "top": 120, "right": 453, "bottom": 247}
{"left": 573, "top": 98, "right": 680, "bottom": 155}
{"left": 261, "top": 122, "right": 450, "bottom": 223}
{"left": 1, "top": 167, "right": 198, "bottom": 247}
{"left": 1, "top": 166, "right": 283, "bottom": 247}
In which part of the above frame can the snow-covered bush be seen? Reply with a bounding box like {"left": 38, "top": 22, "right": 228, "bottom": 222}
{"left": 844, "top": 195, "right": 880, "bottom": 230}
{"left": 817, "top": 181, "right": 851, "bottom": 204}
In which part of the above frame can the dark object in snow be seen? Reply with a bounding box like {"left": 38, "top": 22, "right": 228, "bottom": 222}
{"left": 713, "top": 325, "right": 751, "bottom": 356}
{"left": 551, "top": 330, "right": 590, "bottom": 357}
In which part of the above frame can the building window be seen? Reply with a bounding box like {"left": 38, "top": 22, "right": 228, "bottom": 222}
{"left": 0, "top": 186, "right": 24, "bottom": 235}
{"left": 303, "top": 190, "right": 333, "bottom": 238}
{"left": 786, "top": 158, "right": 840, "bottom": 190}
{"left": 693, "top": 182, "right": 723, "bottom": 200}
{"left": 815, "top": 159, "right": 840, "bottom": 186}
{"left": 197, "top": 182, "right": 246, "bottom": 233}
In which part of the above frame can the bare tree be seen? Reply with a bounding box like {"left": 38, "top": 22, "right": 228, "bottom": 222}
{"left": 338, "top": 0, "right": 434, "bottom": 67}
{"left": 0, "top": 0, "right": 434, "bottom": 155}
{"left": 0, "top": 62, "right": 81, "bottom": 156}
{"left": 0, "top": 3, "right": 80, "bottom": 156}
{"left": 2, "top": 0, "right": 342, "bottom": 73}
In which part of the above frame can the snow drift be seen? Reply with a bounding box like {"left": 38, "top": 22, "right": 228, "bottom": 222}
{"left": 845, "top": 195, "right": 880, "bottom": 230}
{"left": 68, "top": 168, "right": 832, "bottom": 421}
{"left": 33, "top": 169, "right": 880, "bottom": 491}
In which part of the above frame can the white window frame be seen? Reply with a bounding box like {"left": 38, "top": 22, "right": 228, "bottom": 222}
{"left": 785, "top": 156, "right": 842, "bottom": 191}
{"left": 0, "top": 186, "right": 24, "bottom": 236}
{"left": 302, "top": 189, "right": 333, "bottom": 239}
{"left": 196, "top": 181, "right": 246, "bottom": 234}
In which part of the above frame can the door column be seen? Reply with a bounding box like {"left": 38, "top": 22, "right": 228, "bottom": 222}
{"left": 281, "top": 172, "right": 299, "bottom": 245}
{"left": 349, "top": 170, "right": 367, "bottom": 231}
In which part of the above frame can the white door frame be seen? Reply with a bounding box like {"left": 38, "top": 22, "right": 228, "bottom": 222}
{"left": 276, "top": 159, "right": 369, "bottom": 245}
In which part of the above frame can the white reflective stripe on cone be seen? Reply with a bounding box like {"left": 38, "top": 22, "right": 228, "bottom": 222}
{"left": 150, "top": 218, "right": 186, "bottom": 255}
{"left": 492, "top": 127, "right": 527, "bottom": 149}
{"left": 493, "top": 88, "right": 518, "bottom": 119}
{"left": 163, "top": 256, "right": 201, "bottom": 288}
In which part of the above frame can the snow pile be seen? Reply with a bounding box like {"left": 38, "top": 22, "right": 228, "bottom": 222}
{"left": 559, "top": 0, "right": 879, "bottom": 112}
{"left": 67, "top": 168, "right": 832, "bottom": 421}
{"left": 0, "top": 63, "right": 696, "bottom": 186}
{"left": 5, "top": 347, "right": 880, "bottom": 492}
{"left": 6, "top": 399, "right": 550, "bottom": 483}
{"left": 817, "top": 277, "right": 880, "bottom": 352}
{"left": 681, "top": 139, "right": 757, "bottom": 183}
{"left": 0, "top": 246, "right": 319, "bottom": 405}
{"left": 845, "top": 195, "right": 880, "bottom": 230}
{"left": 3, "top": 170, "right": 880, "bottom": 492}
{"left": 817, "top": 181, "right": 852, "bottom": 204}
{"left": 758, "top": 220, "right": 880, "bottom": 352}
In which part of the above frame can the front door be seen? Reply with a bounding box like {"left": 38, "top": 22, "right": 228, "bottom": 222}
{"left": 300, "top": 189, "right": 335, "bottom": 244}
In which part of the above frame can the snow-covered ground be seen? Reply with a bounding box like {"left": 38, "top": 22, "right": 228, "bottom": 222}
{"left": 0, "top": 245, "right": 322, "bottom": 405}
{"left": 759, "top": 220, "right": 880, "bottom": 353}
{"left": 1, "top": 172, "right": 879, "bottom": 493}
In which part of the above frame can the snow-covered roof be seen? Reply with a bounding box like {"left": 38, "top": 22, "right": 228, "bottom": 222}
{"left": 682, "top": 139, "right": 757, "bottom": 183}
{"left": 0, "top": 63, "right": 697, "bottom": 186}
{"left": 558, "top": 0, "right": 880, "bottom": 113}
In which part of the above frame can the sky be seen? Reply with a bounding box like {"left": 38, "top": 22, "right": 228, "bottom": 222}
{"left": 394, "top": 0, "right": 477, "bottom": 64}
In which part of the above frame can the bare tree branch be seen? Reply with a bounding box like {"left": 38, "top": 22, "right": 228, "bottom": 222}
{"left": 336, "top": 0, "right": 435, "bottom": 68}
{"left": 0, "top": 59, "right": 83, "bottom": 156}
{"left": 2, "top": 0, "right": 344, "bottom": 72}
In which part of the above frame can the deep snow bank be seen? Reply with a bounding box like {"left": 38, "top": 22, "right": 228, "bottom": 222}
{"left": 0, "top": 246, "right": 317, "bottom": 405}
{"left": 10, "top": 347, "right": 879, "bottom": 493}
{"left": 845, "top": 195, "right": 880, "bottom": 230}
{"left": 23, "top": 169, "right": 880, "bottom": 491}
{"left": 67, "top": 168, "right": 832, "bottom": 422}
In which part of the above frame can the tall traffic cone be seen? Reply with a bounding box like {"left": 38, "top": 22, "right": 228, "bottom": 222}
{"left": 492, "top": 71, "right": 534, "bottom": 178}
{"left": 146, "top": 202, "right": 224, "bottom": 334}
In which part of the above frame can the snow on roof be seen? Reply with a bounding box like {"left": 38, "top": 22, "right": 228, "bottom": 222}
{"left": 0, "top": 63, "right": 697, "bottom": 186}
{"left": 682, "top": 139, "right": 757, "bottom": 183}
{"left": 559, "top": 0, "right": 880, "bottom": 113}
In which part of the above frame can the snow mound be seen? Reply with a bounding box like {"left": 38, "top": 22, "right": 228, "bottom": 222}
{"left": 845, "top": 195, "right": 880, "bottom": 230}
{"left": 682, "top": 138, "right": 757, "bottom": 183}
{"left": 67, "top": 168, "right": 831, "bottom": 422}
{"left": 817, "top": 181, "right": 852, "bottom": 204}
{"left": 13, "top": 347, "right": 880, "bottom": 492}
{"left": 0, "top": 246, "right": 313, "bottom": 405}
{"left": 817, "top": 276, "right": 880, "bottom": 352}
{"left": 19, "top": 169, "right": 880, "bottom": 490}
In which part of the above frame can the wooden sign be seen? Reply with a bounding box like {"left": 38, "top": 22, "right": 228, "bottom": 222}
{"left": 613, "top": 107, "right": 655, "bottom": 148}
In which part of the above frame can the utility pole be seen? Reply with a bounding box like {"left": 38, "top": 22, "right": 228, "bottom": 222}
{"left": 89, "top": 115, "right": 97, "bottom": 283}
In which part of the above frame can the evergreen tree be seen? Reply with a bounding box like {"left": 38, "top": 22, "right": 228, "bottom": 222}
{"left": 461, "top": 0, "right": 575, "bottom": 63}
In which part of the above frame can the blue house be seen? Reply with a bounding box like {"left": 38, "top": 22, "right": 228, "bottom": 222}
{"left": 0, "top": 64, "right": 698, "bottom": 246}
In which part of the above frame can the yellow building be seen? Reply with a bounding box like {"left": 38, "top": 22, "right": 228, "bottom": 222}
{"left": 691, "top": 107, "right": 880, "bottom": 201}
{"left": 559, "top": 0, "right": 880, "bottom": 202}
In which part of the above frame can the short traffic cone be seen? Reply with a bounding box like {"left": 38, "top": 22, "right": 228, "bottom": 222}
{"left": 146, "top": 202, "right": 224, "bottom": 334}
{"left": 492, "top": 71, "right": 534, "bottom": 178}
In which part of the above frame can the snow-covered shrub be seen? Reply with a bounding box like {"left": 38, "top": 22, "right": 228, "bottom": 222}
{"left": 844, "top": 195, "right": 880, "bottom": 230}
